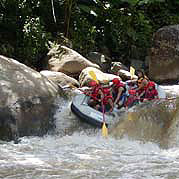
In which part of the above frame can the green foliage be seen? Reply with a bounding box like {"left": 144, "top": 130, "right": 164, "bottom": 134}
{"left": 19, "top": 17, "right": 51, "bottom": 66}
{"left": 1, "top": 0, "right": 179, "bottom": 69}
{"left": 71, "top": 0, "right": 179, "bottom": 63}
{"left": 72, "top": 16, "right": 97, "bottom": 55}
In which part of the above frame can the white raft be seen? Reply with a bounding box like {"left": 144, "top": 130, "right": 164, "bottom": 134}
{"left": 71, "top": 94, "right": 116, "bottom": 128}
{"left": 71, "top": 84, "right": 166, "bottom": 127}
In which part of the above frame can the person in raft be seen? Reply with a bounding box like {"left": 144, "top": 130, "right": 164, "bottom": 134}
{"left": 111, "top": 78, "right": 127, "bottom": 109}
{"left": 87, "top": 80, "right": 114, "bottom": 113}
{"left": 100, "top": 82, "right": 114, "bottom": 113}
{"left": 139, "top": 81, "right": 159, "bottom": 101}
{"left": 133, "top": 69, "right": 150, "bottom": 99}
{"left": 124, "top": 89, "right": 139, "bottom": 108}
{"left": 87, "top": 80, "right": 103, "bottom": 110}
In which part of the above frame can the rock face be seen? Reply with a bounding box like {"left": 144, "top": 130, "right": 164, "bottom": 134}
{"left": 79, "top": 67, "right": 121, "bottom": 87}
{"left": 40, "top": 70, "right": 79, "bottom": 88}
{"left": 162, "top": 98, "right": 179, "bottom": 148}
{"left": 117, "top": 69, "right": 137, "bottom": 81}
{"left": 0, "top": 55, "right": 63, "bottom": 141}
{"left": 149, "top": 25, "right": 179, "bottom": 83}
{"left": 110, "top": 62, "right": 128, "bottom": 74}
{"left": 47, "top": 45, "right": 99, "bottom": 78}
{"left": 110, "top": 100, "right": 175, "bottom": 147}
{"left": 87, "top": 52, "right": 112, "bottom": 72}
{"left": 110, "top": 62, "right": 137, "bottom": 81}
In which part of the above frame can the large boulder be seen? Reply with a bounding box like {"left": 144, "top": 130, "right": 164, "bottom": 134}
{"left": 0, "top": 55, "right": 63, "bottom": 141}
{"left": 110, "top": 62, "right": 128, "bottom": 74}
{"left": 110, "top": 62, "right": 137, "bottom": 81}
{"left": 130, "top": 59, "right": 145, "bottom": 71}
{"left": 87, "top": 52, "right": 112, "bottom": 72}
{"left": 162, "top": 98, "right": 179, "bottom": 148}
{"left": 149, "top": 25, "right": 179, "bottom": 83}
{"left": 47, "top": 45, "right": 99, "bottom": 78}
{"left": 117, "top": 69, "right": 137, "bottom": 81}
{"left": 40, "top": 70, "right": 79, "bottom": 88}
{"left": 79, "top": 67, "right": 121, "bottom": 87}
{"left": 110, "top": 100, "right": 176, "bottom": 147}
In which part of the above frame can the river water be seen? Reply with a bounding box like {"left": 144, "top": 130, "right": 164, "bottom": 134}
{"left": 0, "top": 86, "right": 179, "bottom": 179}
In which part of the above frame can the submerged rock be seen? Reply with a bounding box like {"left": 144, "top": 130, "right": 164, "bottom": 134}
{"left": 110, "top": 99, "right": 176, "bottom": 147}
{"left": 162, "top": 98, "right": 179, "bottom": 148}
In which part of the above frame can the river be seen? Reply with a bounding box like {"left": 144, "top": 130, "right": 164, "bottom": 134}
{"left": 0, "top": 85, "right": 179, "bottom": 179}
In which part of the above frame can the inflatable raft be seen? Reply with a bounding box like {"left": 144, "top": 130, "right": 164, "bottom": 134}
{"left": 71, "top": 84, "right": 166, "bottom": 127}
{"left": 71, "top": 94, "right": 116, "bottom": 128}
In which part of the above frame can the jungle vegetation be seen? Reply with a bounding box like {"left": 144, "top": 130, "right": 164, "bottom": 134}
{"left": 1, "top": 0, "right": 179, "bottom": 70}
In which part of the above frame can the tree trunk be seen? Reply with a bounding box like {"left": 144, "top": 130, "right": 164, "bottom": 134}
{"left": 64, "top": 0, "right": 73, "bottom": 38}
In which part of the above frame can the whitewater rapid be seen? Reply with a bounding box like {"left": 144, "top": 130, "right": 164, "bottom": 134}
{"left": 0, "top": 85, "right": 179, "bottom": 179}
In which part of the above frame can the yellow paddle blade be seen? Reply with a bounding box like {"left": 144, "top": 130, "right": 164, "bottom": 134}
{"left": 68, "top": 83, "right": 76, "bottom": 89}
{"left": 102, "top": 122, "right": 108, "bottom": 137}
{"left": 128, "top": 112, "right": 133, "bottom": 120}
{"left": 88, "top": 71, "right": 99, "bottom": 84}
{"left": 130, "top": 66, "right": 135, "bottom": 79}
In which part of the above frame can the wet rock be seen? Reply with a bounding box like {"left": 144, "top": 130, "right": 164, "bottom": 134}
{"left": 110, "top": 62, "right": 137, "bottom": 81}
{"left": 162, "top": 98, "right": 179, "bottom": 148}
{"left": 110, "top": 100, "right": 175, "bottom": 147}
{"left": 130, "top": 59, "right": 145, "bottom": 71}
{"left": 40, "top": 70, "right": 79, "bottom": 88}
{"left": 110, "top": 62, "right": 128, "bottom": 74}
{"left": 0, "top": 55, "right": 64, "bottom": 141}
{"left": 87, "top": 52, "right": 112, "bottom": 72}
{"left": 79, "top": 67, "right": 121, "bottom": 87}
{"left": 149, "top": 25, "right": 179, "bottom": 83}
{"left": 117, "top": 69, "right": 137, "bottom": 81}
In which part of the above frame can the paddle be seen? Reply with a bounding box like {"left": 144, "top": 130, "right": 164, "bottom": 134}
{"left": 125, "top": 66, "right": 136, "bottom": 120}
{"left": 88, "top": 70, "right": 108, "bottom": 137}
{"left": 130, "top": 66, "right": 135, "bottom": 79}
{"left": 69, "top": 84, "right": 101, "bottom": 101}
{"left": 88, "top": 71, "right": 99, "bottom": 84}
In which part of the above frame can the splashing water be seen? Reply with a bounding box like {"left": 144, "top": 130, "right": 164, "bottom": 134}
{"left": 1, "top": 86, "right": 179, "bottom": 179}
{"left": 1, "top": 134, "right": 179, "bottom": 179}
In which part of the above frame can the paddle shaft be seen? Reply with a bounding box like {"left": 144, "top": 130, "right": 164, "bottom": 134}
{"left": 125, "top": 96, "right": 177, "bottom": 109}
{"left": 88, "top": 70, "right": 108, "bottom": 137}
{"left": 77, "top": 88, "right": 102, "bottom": 102}
{"left": 101, "top": 99, "right": 105, "bottom": 121}
{"left": 137, "top": 97, "right": 176, "bottom": 101}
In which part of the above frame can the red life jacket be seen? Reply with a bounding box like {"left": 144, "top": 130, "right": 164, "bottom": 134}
{"left": 102, "top": 87, "right": 113, "bottom": 105}
{"left": 136, "top": 89, "right": 143, "bottom": 95}
{"left": 124, "top": 95, "right": 137, "bottom": 107}
{"left": 114, "top": 82, "right": 125, "bottom": 93}
{"left": 103, "top": 96, "right": 113, "bottom": 105}
{"left": 128, "top": 89, "right": 136, "bottom": 96}
{"left": 103, "top": 87, "right": 111, "bottom": 95}
{"left": 136, "top": 82, "right": 150, "bottom": 95}
{"left": 145, "top": 89, "right": 158, "bottom": 100}
{"left": 136, "top": 77, "right": 149, "bottom": 94}
{"left": 91, "top": 85, "right": 101, "bottom": 99}
{"left": 137, "top": 76, "right": 149, "bottom": 87}
{"left": 137, "top": 81, "right": 155, "bottom": 95}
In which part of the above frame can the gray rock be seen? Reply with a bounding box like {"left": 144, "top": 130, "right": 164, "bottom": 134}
{"left": 79, "top": 67, "right": 121, "bottom": 87}
{"left": 149, "top": 25, "right": 179, "bottom": 83}
{"left": 0, "top": 55, "right": 64, "bottom": 141}
{"left": 40, "top": 70, "right": 79, "bottom": 88}
{"left": 47, "top": 45, "right": 99, "bottom": 78}
{"left": 87, "top": 52, "right": 111, "bottom": 72}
